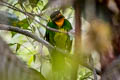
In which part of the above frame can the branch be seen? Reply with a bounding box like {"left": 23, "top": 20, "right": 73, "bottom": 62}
{"left": 0, "top": 24, "right": 70, "bottom": 55}
{"left": 0, "top": 1, "right": 47, "bottom": 21}
{"left": 0, "top": 1, "right": 70, "bottom": 34}
{"left": 0, "top": 24, "right": 54, "bottom": 49}
{"left": 0, "top": 24, "right": 101, "bottom": 75}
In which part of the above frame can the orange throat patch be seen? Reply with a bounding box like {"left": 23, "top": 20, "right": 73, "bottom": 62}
{"left": 55, "top": 18, "right": 64, "bottom": 28}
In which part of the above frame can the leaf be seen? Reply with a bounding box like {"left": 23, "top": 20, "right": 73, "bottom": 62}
{"left": 37, "top": 0, "right": 44, "bottom": 10}
{"left": 33, "top": 54, "right": 36, "bottom": 62}
{"left": 16, "top": 19, "right": 30, "bottom": 29}
{"left": 29, "top": 0, "right": 39, "bottom": 8}
{"left": 28, "top": 55, "right": 34, "bottom": 66}
{"left": 8, "top": 43, "right": 16, "bottom": 46}
{"left": 8, "top": 43, "right": 21, "bottom": 52}
{"left": 18, "top": 0, "right": 27, "bottom": 4}
{"left": 11, "top": 32, "right": 17, "bottom": 37}
{"left": 39, "top": 0, "right": 43, "bottom": 6}
{"left": 42, "top": 4, "right": 47, "bottom": 11}
{"left": 16, "top": 43, "right": 21, "bottom": 52}
{"left": 31, "top": 25, "right": 36, "bottom": 32}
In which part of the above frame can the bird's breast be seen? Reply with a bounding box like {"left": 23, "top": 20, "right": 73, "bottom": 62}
{"left": 55, "top": 18, "right": 64, "bottom": 28}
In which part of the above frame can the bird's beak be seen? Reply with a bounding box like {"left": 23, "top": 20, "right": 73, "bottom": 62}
{"left": 57, "top": 13, "right": 62, "bottom": 18}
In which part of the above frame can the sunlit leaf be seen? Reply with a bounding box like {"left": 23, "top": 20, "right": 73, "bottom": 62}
{"left": 28, "top": 55, "right": 34, "bottom": 66}
{"left": 16, "top": 19, "right": 30, "bottom": 29}
{"left": 41, "top": 1, "right": 47, "bottom": 11}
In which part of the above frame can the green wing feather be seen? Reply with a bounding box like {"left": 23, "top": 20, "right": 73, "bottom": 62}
{"left": 45, "top": 21, "right": 57, "bottom": 46}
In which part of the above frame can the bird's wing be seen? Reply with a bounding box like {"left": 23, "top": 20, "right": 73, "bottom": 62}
{"left": 45, "top": 21, "right": 56, "bottom": 45}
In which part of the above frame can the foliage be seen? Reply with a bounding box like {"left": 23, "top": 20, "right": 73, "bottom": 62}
{"left": 0, "top": 0, "right": 94, "bottom": 80}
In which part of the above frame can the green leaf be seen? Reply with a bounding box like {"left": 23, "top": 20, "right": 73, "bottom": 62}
{"left": 28, "top": 55, "right": 34, "bottom": 66}
{"left": 18, "top": 0, "right": 26, "bottom": 4}
{"left": 39, "top": 0, "right": 43, "bottom": 6}
{"left": 11, "top": 32, "right": 17, "bottom": 37}
{"left": 38, "top": 0, "right": 44, "bottom": 10}
{"left": 8, "top": 43, "right": 21, "bottom": 52}
{"left": 31, "top": 25, "right": 36, "bottom": 32}
{"left": 8, "top": 43, "right": 16, "bottom": 46}
{"left": 11, "top": 31, "right": 16, "bottom": 37}
{"left": 29, "top": 0, "right": 39, "bottom": 8}
{"left": 33, "top": 54, "right": 36, "bottom": 62}
{"left": 16, "top": 19, "right": 30, "bottom": 29}
{"left": 41, "top": 2, "right": 48, "bottom": 11}
{"left": 16, "top": 43, "right": 21, "bottom": 52}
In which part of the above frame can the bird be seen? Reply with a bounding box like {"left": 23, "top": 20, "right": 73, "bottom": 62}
{"left": 45, "top": 10, "right": 73, "bottom": 80}
{"left": 45, "top": 10, "right": 72, "bottom": 52}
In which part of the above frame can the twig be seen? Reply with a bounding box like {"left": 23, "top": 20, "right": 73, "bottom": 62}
{"left": 19, "top": 3, "right": 37, "bottom": 49}
{"left": 0, "top": 24, "right": 70, "bottom": 55}
{"left": 0, "top": 1, "right": 70, "bottom": 34}
{"left": 0, "top": 24, "right": 54, "bottom": 49}
{"left": 0, "top": 1, "right": 47, "bottom": 21}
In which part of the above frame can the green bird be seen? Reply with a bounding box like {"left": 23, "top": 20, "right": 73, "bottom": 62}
{"left": 45, "top": 11, "right": 72, "bottom": 52}
{"left": 45, "top": 11, "right": 72, "bottom": 79}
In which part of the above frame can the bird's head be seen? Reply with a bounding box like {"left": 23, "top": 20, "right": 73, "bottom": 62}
{"left": 50, "top": 11, "right": 65, "bottom": 28}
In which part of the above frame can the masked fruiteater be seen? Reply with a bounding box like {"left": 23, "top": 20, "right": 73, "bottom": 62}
{"left": 45, "top": 11, "right": 72, "bottom": 52}
{"left": 45, "top": 11, "right": 72, "bottom": 78}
